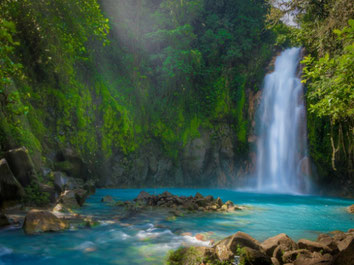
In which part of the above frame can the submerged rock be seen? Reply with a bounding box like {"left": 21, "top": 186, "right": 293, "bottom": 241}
{"left": 101, "top": 195, "right": 115, "bottom": 203}
{"left": 347, "top": 204, "right": 354, "bottom": 213}
{"left": 23, "top": 210, "right": 68, "bottom": 234}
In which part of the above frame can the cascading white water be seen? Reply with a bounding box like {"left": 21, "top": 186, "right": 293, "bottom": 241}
{"left": 256, "top": 47, "right": 310, "bottom": 194}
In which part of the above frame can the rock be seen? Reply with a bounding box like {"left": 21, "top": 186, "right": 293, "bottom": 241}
{"left": 271, "top": 257, "right": 280, "bottom": 265}
{"left": 294, "top": 252, "right": 333, "bottom": 265}
{"left": 347, "top": 204, "right": 354, "bottom": 213}
{"left": 282, "top": 249, "right": 312, "bottom": 264}
{"left": 261, "top": 233, "right": 297, "bottom": 256}
{"left": 215, "top": 197, "right": 223, "bottom": 207}
{"left": 333, "top": 236, "right": 354, "bottom": 265}
{"left": 23, "top": 210, "right": 68, "bottom": 234}
{"left": 194, "top": 192, "right": 204, "bottom": 199}
{"left": 317, "top": 234, "right": 339, "bottom": 253}
{"left": 101, "top": 195, "right": 115, "bottom": 203}
{"left": 0, "top": 212, "right": 10, "bottom": 227}
{"left": 0, "top": 158, "right": 25, "bottom": 207}
{"left": 239, "top": 247, "right": 272, "bottom": 265}
{"left": 84, "top": 180, "right": 96, "bottom": 195}
{"left": 74, "top": 189, "right": 88, "bottom": 206}
{"left": 298, "top": 239, "right": 332, "bottom": 254}
{"left": 135, "top": 191, "right": 151, "bottom": 201}
{"left": 5, "top": 147, "right": 38, "bottom": 187}
{"left": 213, "top": 231, "right": 262, "bottom": 261}
{"left": 167, "top": 246, "right": 215, "bottom": 265}
{"left": 56, "top": 189, "right": 87, "bottom": 210}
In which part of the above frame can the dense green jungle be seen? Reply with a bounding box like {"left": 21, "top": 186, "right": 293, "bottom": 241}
{"left": 0, "top": 1, "right": 353, "bottom": 264}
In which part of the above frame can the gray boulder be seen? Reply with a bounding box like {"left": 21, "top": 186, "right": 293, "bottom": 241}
{"left": 0, "top": 158, "right": 25, "bottom": 207}
{"left": 5, "top": 147, "right": 38, "bottom": 187}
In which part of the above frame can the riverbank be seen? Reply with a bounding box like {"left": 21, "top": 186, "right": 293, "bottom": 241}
{"left": 167, "top": 230, "right": 354, "bottom": 265}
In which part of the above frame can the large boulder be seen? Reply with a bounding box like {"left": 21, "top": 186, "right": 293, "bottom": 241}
{"left": 23, "top": 210, "right": 68, "bottom": 234}
{"left": 317, "top": 234, "right": 339, "bottom": 254}
{"left": 213, "top": 231, "right": 262, "bottom": 261}
{"left": 298, "top": 239, "right": 332, "bottom": 254}
{"left": 0, "top": 158, "right": 25, "bottom": 207}
{"left": 334, "top": 235, "right": 354, "bottom": 265}
{"left": 5, "top": 147, "right": 38, "bottom": 187}
{"left": 55, "top": 189, "right": 88, "bottom": 211}
{"left": 261, "top": 233, "right": 298, "bottom": 256}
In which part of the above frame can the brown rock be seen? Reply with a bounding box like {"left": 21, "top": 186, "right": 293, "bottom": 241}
{"left": 294, "top": 252, "right": 333, "bottom": 265}
{"left": 213, "top": 231, "right": 262, "bottom": 261}
{"left": 239, "top": 247, "right": 272, "bottom": 265}
{"left": 136, "top": 191, "right": 151, "bottom": 201}
{"left": 215, "top": 197, "right": 223, "bottom": 207}
{"left": 101, "top": 195, "right": 115, "bottom": 203}
{"left": 334, "top": 236, "right": 354, "bottom": 265}
{"left": 23, "top": 210, "right": 68, "bottom": 234}
{"left": 261, "top": 233, "right": 297, "bottom": 256}
{"left": 298, "top": 239, "right": 332, "bottom": 254}
{"left": 317, "top": 234, "right": 339, "bottom": 254}
{"left": 347, "top": 204, "right": 354, "bottom": 213}
{"left": 282, "top": 249, "right": 312, "bottom": 263}
{"left": 271, "top": 257, "right": 280, "bottom": 265}
{"left": 194, "top": 192, "right": 204, "bottom": 199}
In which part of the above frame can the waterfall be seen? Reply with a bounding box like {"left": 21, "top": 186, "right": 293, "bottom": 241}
{"left": 256, "top": 47, "right": 310, "bottom": 194}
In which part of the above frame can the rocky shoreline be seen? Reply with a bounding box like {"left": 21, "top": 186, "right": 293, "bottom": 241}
{"left": 106, "top": 191, "right": 245, "bottom": 214}
{"left": 167, "top": 230, "right": 354, "bottom": 265}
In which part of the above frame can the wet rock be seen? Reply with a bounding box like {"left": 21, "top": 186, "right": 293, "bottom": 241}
{"left": 0, "top": 212, "right": 10, "bottom": 227}
{"left": 261, "top": 233, "right": 297, "bottom": 256}
{"left": 317, "top": 234, "right": 339, "bottom": 254}
{"left": 101, "top": 195, "right": 115, "bottom": 203}
{"left": 0, "top": 158, "right": 25, "bottom": 207}
{"left": 215, "top": 197, "right": 223, "bottom": 207}
{"left": 213, "top": 231, "right": 262, "bottom": 261}
{"left": 55, "top": 189, "right": 88, "bottom": 210}
{"left": 333, "top": 236, "right": 354, "bottom": 265}
{"left": 5, "top": 147, "right": 38, "bottom": 187}
{"left": 23, "top": 210, "right": 68, "bottom": 234}
{"left": 53, "top": 172, "right": 85, "bottom": 193}
{"left": 194, "top": 192, "right": 204, "bottom": 199}
{"left": 239, "top": 247, "right": 272, "bottom": 265}
{"left": 294, "top": 252, "right": 333, "bottom": 265}
{"left": 282, "top": 249, "right": 312, "bottom": 264}
{"left": 347, "top": 204, "right": 354, "bottom": 213}
{"left": 298, "top": 239, "right": 332, "bottom": 254}
{"left": 135, "top": 191, "right": 151, "bottom": 201}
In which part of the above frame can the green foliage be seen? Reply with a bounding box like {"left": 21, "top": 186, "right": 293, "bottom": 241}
{"left": 22, "top": 181, "right": 50, "bottom": 207}
{"left": 302, "top": 20, "right": 354, "bottom": 123}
